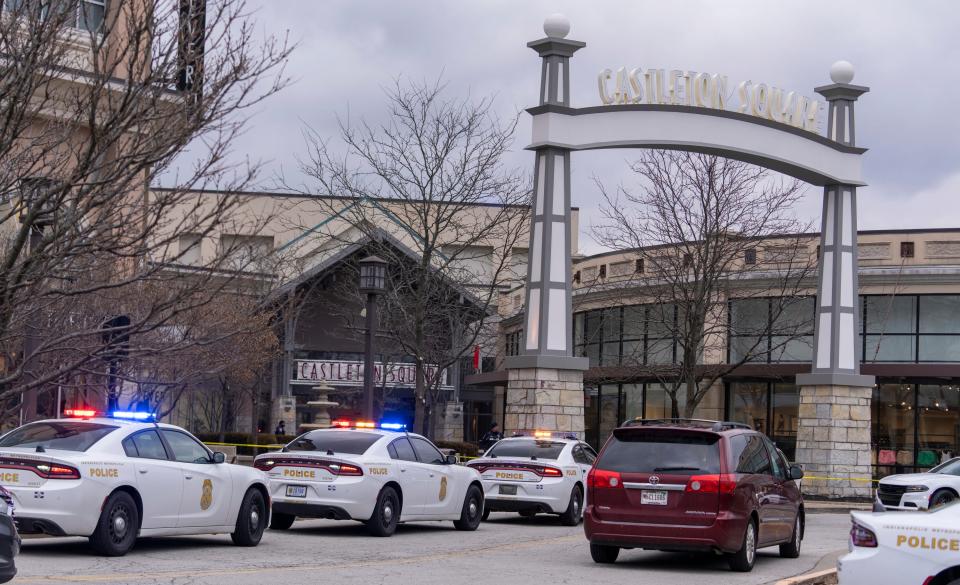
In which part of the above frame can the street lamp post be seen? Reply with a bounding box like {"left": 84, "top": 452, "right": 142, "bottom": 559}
{"left": 358, "top": 255, "right": 387, "bottom": 421}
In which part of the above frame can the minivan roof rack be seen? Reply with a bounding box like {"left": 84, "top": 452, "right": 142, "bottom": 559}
{"left": 621, "top": 418, "right": 752, "bottom": 432}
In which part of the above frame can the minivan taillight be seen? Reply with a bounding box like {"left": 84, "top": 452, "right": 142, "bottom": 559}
{"left": 850, "top": 522, "right": 878, "bottom": 548}
{"left": 684, "top": 474, "right": 736, "bottom": 494}
{"left": 587, "top": 468, "right": 621, "bottom": 489}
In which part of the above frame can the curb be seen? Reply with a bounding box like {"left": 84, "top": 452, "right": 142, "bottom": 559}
{"left": 775, "top": 568, "right": 838, "bottom": 585}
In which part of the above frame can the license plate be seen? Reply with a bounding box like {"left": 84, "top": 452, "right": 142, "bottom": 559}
{"left": 286, "top": 485, "right": 307, "bottom": 498}
{"left": 641, "top": 490, "right": 668, "bottom": 505}
{"left": 499, "top": 484, "right": 517, "bottom": 495}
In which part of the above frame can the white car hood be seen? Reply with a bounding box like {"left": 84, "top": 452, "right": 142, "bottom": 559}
{"left": 879, "top": 472, "right": 949, "bottom": 485}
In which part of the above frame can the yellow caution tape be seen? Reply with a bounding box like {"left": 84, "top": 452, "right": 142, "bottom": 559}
{"left": 803, "top": 475, "right": 879, "bottom": 484}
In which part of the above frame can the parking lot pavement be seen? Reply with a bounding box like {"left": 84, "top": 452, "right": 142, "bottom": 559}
{"left": 12, "top": 512, "right": 852, "bottom": 585}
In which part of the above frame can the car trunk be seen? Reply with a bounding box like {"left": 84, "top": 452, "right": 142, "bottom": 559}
{"left": 0, "top": 448, "right": 81, "bottom": 489}
{"left": 589, "top": 428, "right": 723, "bottom": 527}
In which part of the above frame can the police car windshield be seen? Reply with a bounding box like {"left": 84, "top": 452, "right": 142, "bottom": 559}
{"left": 486, "top": 440, "right": 565, "bottom": 460}
{"left": 930, "top": 457, "right": 960, "bottom": 476}
{"left": 285, "top": 430, "right": 380, "bottom": 455}
{"left": 0, "top": 421, "right": 118, "bottom": 452}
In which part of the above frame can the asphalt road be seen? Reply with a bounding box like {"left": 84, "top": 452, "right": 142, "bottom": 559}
{"left": 13, "top": 511, "right": 851, "bottom": 585}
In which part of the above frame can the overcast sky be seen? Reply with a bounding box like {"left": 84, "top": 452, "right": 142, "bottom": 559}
{"left": 208, "top": 0, "right": 960, "bottom": 255}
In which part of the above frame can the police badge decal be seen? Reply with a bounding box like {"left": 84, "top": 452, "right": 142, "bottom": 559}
{"left": 200, "top": 479, "right": 213, "bottom": 510}
{"left": 439, "top": 477, "right": 447, "bottom": 501}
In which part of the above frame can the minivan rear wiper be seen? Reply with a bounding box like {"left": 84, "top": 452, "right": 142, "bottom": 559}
{"left": 653, "top": 466, "right": 700, "bottom": 472}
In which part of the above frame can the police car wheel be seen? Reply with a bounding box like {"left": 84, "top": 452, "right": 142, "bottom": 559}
{"left": 589, "top": 543, "right": 619, "bottom": 564}
{"left": 558, "top": 487, "right": 583, "bottom": 526}
{"left": 89, "top": 490, "right": 139, "bottom": 556}
{"left": 779, "top": 514, "right": 802, "bottom": 558}
{"left": 366, "top": 486, "right": 400, "bottom": 537}
{"left": 231, "top": 488, "right": 267, "bottom": 547}
{"left": 930, "top": 489, "right": 957, "bottom": 508}
{"left": 454, "top": 485, "right": 483, "bottom": 531}
{"left": 727, "top": 519, "right": 757, "bottom": 572}
{"left": 270, "top": 511, "right": 296, "bottom": 530}
{"left": 481, "top": 506, "right": 491, "bottom": 522}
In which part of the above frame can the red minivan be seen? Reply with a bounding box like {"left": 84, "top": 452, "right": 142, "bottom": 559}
{"left": 584, "top": 419, "right": 804, "bottom": 572}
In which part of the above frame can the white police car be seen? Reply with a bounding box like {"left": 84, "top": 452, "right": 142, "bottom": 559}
{"left": 840, "top": 501, "right": 960, "bottom": 585}
{"left": 875, "top": 457, "right": 960, "bottom": 512}
{"left": 254, "top": 421, "right": 484, "bottom": 536}
{"left": 466, "top": 432, "right": 595, "bottom": 525}
{"left": 0, "top": 410, "right": 270, "bottom": 556}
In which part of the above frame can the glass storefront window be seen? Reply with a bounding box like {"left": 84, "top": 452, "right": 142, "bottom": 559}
{"left": 771, "top": 383, "right": 799, "bottom": 460}
{"left": 919, "top": 296, "right": 960, "bottom": 334}
{"left": 865, "top": 296, "right": 916, "bottom": 334}
{"left": 730, "top": 382, "right": 768, "bottom": 432}
{"left": 583, "top": 386, "right": 599, "bottom": 448}
{"left": 598, "top": 385, "right": 620, "bottom": 448}
{"left": 918, "top": 385, "right": 960, "bottom": 469}
{"left": 873, "top": 384, "right": 916, "bottom": 476}
{"left": 622, "top": 384, "right": 643, "bottom": 422}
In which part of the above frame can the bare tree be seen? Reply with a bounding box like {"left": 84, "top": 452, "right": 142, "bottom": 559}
{"left": 0, "top": 0, "right": 293, "bottom": 422}
{"left": 591, "top": 151, "right": 816, "bottom": 419}
{"left": 297, "top": 78, "right": 530, "bottom": 436}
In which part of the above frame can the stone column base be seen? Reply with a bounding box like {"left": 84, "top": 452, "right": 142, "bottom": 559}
{"left": 435, "top": 402, "right": 464, "bottom": 442}
{"left": 795, "top": 385, "right": 873, "bottom": 499}
{"left": 505, "top": 367, "right": 584, "bottom": 438}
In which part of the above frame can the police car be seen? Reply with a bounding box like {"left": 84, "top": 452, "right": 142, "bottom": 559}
{"left": 839, "top": 501, "right": 960, "bottom": 585}
{"left": 466, "top": 432, "right": 596, "bottom": 525}
{"left": 0, "top": 410, "right": 270, "bottom": 556}
{"left": 254, "top": 421, "right": 484, "bottom": 536}
{"left": 875, "top": 457, "right": 960, "bottom": 512}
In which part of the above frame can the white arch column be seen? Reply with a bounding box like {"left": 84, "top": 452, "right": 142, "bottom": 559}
{"left": 795, "top": 65, "right": 874, "bottom": 499}
{"left": 503, "top": 16, "right": 589, "bottom": 438}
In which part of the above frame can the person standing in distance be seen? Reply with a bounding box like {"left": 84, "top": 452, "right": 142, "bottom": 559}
{"left": 479, "top": 422, "right": 503, "bottom": 452}
{"left": 274, "top": 420, "right": 286, "bottom": 436}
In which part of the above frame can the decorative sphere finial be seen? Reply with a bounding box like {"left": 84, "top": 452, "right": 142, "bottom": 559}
{"left": 543, "top": 13, "right": 570, "bottom": 39}
{"left": 830, "top": 60, "right": 855, "bottom": 84}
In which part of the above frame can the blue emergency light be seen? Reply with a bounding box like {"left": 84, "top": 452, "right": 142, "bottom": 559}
{"left": 110, "top": 410, "right": 156, "bottom": 421}
{"left": 379, "top": 422, "right": 407, "bottom": 431}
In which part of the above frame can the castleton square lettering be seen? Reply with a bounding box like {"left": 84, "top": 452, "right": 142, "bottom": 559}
{"left": 597, "top": 67, "right": 822, "bottom": 132}
{"left": 292, "top": 359, "right": 450, "bottom": 389}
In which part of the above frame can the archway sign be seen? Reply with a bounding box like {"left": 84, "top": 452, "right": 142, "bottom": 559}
{"left": 502, "top": 14, "right": 873, "bottom": 498}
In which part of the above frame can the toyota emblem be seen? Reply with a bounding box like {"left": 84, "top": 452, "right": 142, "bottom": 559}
{"left": 649, "top": 475, "right": 660, "bottom": 485}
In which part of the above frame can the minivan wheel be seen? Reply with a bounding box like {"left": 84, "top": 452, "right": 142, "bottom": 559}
{"left": 558, "top": 487, "right": 583, "bottom": 526}
{"left": 780, "top": 514, "right": 802, "bottom": 558}
{"left": 590, "top": 543, "right": 620, "bottom": 564}
{"left": 727, "top": 519, "right": 757, "bottom": 572}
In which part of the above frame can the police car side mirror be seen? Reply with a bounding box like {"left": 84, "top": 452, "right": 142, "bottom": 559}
{"left": 446, "top": 453, "right": 458, "bottom": 465}
{"left": 212, "top": 452, "right": 226, "bottom": 464}
{"left": 789, "top": 464, "right": 804, "bottom": 480}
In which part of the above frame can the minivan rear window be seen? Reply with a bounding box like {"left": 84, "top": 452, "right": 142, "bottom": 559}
{"left": 0, "top": 422, "right": 117, "bottom": 452}
{"left": 284, "top": 430, "right": 380, "bottom": 455}
{"left": 486, "top": 440, "right": 565, "bottom": 460}
{"left": 597, "top": 431, "right": 720, "bottom": 474}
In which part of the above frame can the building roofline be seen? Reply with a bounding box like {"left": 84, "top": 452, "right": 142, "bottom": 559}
{"left": 149, "top": 186, "right": 577, "bottom": 211}
{"left": 576, "top": 227, "right": 960, "bottom": 263}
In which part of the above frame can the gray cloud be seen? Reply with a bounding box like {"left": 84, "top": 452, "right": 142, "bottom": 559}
{"left": 216, "top": 0, "right": 960, "bottom": 253}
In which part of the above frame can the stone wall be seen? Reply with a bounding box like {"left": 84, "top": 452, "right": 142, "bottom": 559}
{"left": 795, "top": 385, "right": 873, "bottom": 499}
{"left": 504, "top": 367, "right": 584, "bottom": 437}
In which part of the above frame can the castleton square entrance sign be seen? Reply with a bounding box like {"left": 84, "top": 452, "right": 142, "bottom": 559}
{"left": 503, "top": 13, "right": 873, "bottom": 498}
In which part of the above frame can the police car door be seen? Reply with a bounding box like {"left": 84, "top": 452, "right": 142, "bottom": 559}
{"left": 574, "top": 444, "right": 596, "bottom": 478}
{"left": 409, "top": 437, "right": 456, "bottom": 516}
{"left": 161, "top": 430, "right": 232, "bottom": 528}
{"left": 121, "top": 429, "right": 183, "bottom": 529}
{"left": 387, "top": 437, "right": 426, "bottom": 516}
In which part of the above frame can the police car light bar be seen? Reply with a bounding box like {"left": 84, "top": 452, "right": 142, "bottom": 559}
{"left": 111, "top": 411, "right": 156, "bottom": 421}
{"left": 331, "top": 419, "right": 352, "bottom": 428}
{"left": 64, "top": 409, "right": 99, "bottom": 418}
{"left": 329, "top": 419, "right": 407, "bottom": 431}
{"left": 380, "top": 422, "right": 407, "bottom": 431}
